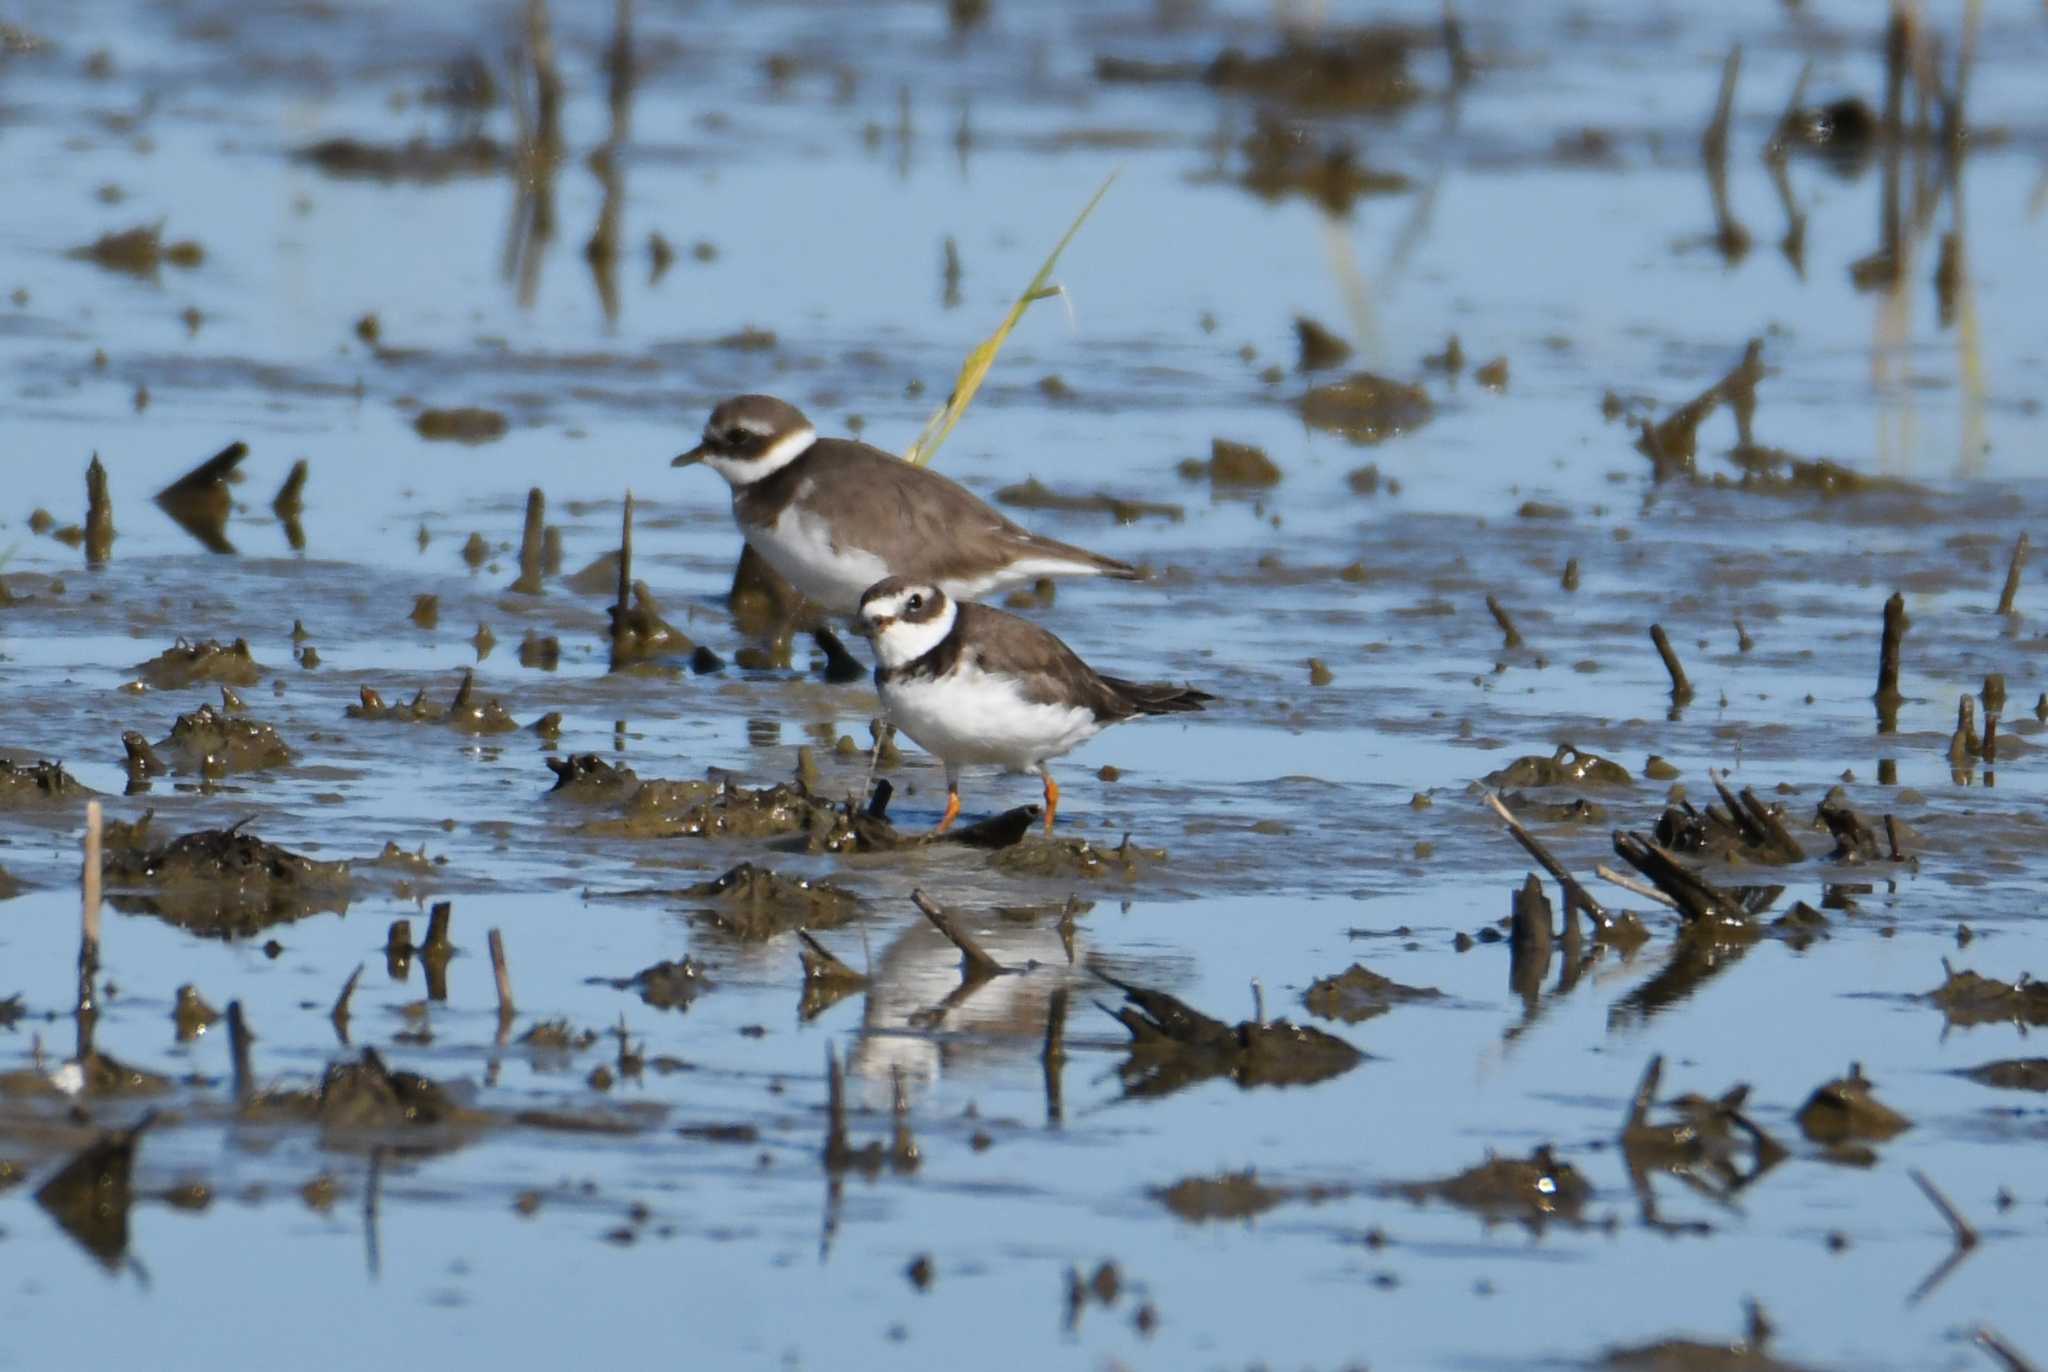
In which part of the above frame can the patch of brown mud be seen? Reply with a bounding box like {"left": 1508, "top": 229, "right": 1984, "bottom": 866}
{"left": 1958, "top": 1059, "right": 2048, "bottom": 1091}
{"left": 346, "top": 671, "right": 518, "bottom": 734}
{"left": 1795, "top": 1063, "right": 1911, "bottom": 1145}
{"left": 413, "top": 406, "right": 509, "bottom": 443}
{"left": 684, "top": 863, "right": 860, "bottom": 940}
{"left": 994, "top": 478, "right": 1183, "bottom": 524}
{"left": 1391, "top": 1145, "right": 1590, "bottom": 1227}
{"left": 295, "top": 135, "right": 506, "bottom": 181}
{"left": 153, "top": 703, "right": 292, "bottom": 776}
{"left": 1098, "top": 26, "right": 1422, "bottom": 111}
{"left": 1097, "top": 969, "right": 1362, "bottom": 1098}
{"left": 102, "top": 820, "right": 352, "bottom": 937}
{"left": 594, "top": 958, "right": 712, "bottom": 1011}
{"left": 1484, "top": 743, "right": 1632, "bottom": 789}
{"left": 1177, "top": 438, "right": 1282, "bottom": 488}
{"left": 1302, "top": 963, "right": 1442, "bottom": 1023}
{"left": 0, "top": 759, "right": 96, "bottom": 808}
{"left": 68, "top": 222, "right": 204, "bottom": 277}
{"left": 133, "top": 638, "right": 264, "bottom": 690}
{"left": 1602, "top": 1302, "right": 1811, "bottom": 1371}
{"left": 1299, "top": 371, "right": 1431, "bottom": 445}
{"left": 1927, "top": 961, "right": 2048, "bottom": 1028}
{"left": 247, "top": 1048, "right": 479, "bottom": 1153}
{"left": 1151, "top": 1169, "right": 1346, "bottom": 1223}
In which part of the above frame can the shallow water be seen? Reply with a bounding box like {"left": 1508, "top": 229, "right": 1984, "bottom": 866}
{"left": 5, "top": 1, "right": 2048, "bottom": 1368}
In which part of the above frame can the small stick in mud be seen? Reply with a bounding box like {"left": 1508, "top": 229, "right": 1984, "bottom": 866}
{"left": 1734, "top": 617, "right": 1754, "bottom": 652}
{"left": 511, "top": 488, "right": 546, "bottom": 594}
{"left": 1649, "top": 625, "right": 1693, "bottom": 704}
{"left": 331, "top": 963, "right": 363, "bottom": 1042}
{"left": 1975, "top": 1329, "right": 2042, "bottom": 1372}
{"left": 1482, "top": 792, "right": 1609, "bottom": 924}
{"left": 1884, "top": 815, "right": 1909, "bottom": 864}
{"left": 1594, "top": 863, "right": 1680, "bottom": 911}
{"left": 1997, "top": 533, "right": 2029, "bottom": 615}
{"left": 489, "top": 928, "right": 516, "bottom": 1023}
{"left": 1486, "top": 594, "right": 1524, "bottom": 649}
{"left": 227, "top": 1000, "right": 255, "bottom": 1104}
{"left": 1441, "top": 0, "right": 1474, "bottom": 86}
{"left": 1911, "top": 1168, "right": 1979, "bottom": 1251}
{"left": 79, "top": 800, "right": 103, "bottom": 1000}
{"left": 85, "top": 454, "right": 116, "bottom": 564}
{"left": 1876, "top": 591, "right": 1908, "bottom": 730}
{"left": 610, "top": 491, "right": 634, "bottom": 671}
{"left": 910, "top": 889, "right": 1003, "bottom": 981}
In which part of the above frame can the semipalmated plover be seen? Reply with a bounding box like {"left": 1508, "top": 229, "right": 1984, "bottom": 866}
{"left": 673, "top": 395, "right": 1143, "bottom": 613}
{"left": 857, "top": 577, "right": 1210, "bottom": 833}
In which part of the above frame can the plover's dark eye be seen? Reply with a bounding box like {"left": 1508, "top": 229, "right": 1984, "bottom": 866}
{"left": 906, "top": 593, "right": 923, "bottom": 613}
{"left": 725, "top": 428, "right": 747, "bottom": 446}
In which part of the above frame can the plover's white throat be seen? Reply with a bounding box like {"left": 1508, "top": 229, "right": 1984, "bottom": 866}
{"left": 673, "top": 395, "right": 1144, "bottom": 615}
{"left": 857, "top": 576, "right": 1211, "bottom": 833}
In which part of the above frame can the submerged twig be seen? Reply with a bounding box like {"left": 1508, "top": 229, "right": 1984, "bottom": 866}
{"left": 489, "top": 928, "right": 516, "bottom": 1022}
{"left": 1650, "top": 624, "right": 1693, "bottom": 704}
{"left": 1997, "top": 532, "right": 2029, "bottom": 615}
{"left": 1482, "top": 792, "right": 1609, "bottom": 924}
{"left": 910, "top": 889, "right": 1003, "bottom": 981}
{"left": 1486, "top": 594, "right": 1524, "bottom": 650}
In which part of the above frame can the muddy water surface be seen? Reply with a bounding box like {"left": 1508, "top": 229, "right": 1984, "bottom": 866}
{"left": 4, "top": 2, "right": 2048, "bottom": 1368}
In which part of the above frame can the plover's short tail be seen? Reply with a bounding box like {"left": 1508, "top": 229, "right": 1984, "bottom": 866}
{"left": 1100, "top": 677, "right": 1213, "bottom": 716}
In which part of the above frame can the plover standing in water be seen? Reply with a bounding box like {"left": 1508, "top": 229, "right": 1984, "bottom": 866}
{"left": 673, "top": 395, "right": 1143, "bottom": 615}
{"left": 856, "top": 577, "right": 1210, "bottom": 833}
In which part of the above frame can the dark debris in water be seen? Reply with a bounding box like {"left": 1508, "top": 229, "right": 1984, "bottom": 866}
{"left": 68, "top": 222, "right": 204, "bottom": 277}
{"left": 1390, "top": 1145, "right": 1591, "bottom": 1229}
{"left": 685, "top": 863, "right": 860, "bottom": 941}
{"left": 1096, "top": 968, "right": 1361, "bottom": 1099}
{"left": 346, "top": 671, "right": 517, "bottom": 734}
{"left": 1927, "top": 961, "right": 2048, "bottom": 1028}
{"left": 133, "top": 637, "right": 264, "bottom": 690}
{"left": 101, "top": 818, "right": 352, "bottom": 937}
{"left": 154, "top": 702, "right": 292, "bottom": 777}
{"left": 1151, "top": 1169, "right": 1346, "bottom": 1223}
{"left": 1957, "top": 1059, "right": 2048, "bottom": 1092}
{"left": 1299, "top": 370, "right": 1432, "bottom": 445}
{"left": 1795, "top": 1063, "right": 1911, "bottom": 1146}
{"left": 1484, "top": 743, "right": 1632, "bottom": 790}
{"left": 0, "top": 758, "right": 95, "bottom": 808}
{"left": 1302, "top": 963, "right": 1442, "bottom": 1023}
{"left": 1601, "top": 1300, "right": 1812, "bottom": 1371}
{"left": 594, "top": 958, "right": 712, "bottom": 1011}
{"left": 295, "top": 135, "right": 507, "bottom": 182}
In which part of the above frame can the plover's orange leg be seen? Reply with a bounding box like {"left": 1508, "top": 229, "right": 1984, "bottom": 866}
{"left": 934, "top": 765, "right": 962, "bottom": 834}
{"left": 1040, "top": 767, "right": 1060, "bottom": 833}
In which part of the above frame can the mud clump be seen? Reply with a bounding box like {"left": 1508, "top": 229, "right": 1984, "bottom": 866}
{"left": 69, "top": 222, "right": 204, "bottom": 277}
{"left": 1654, "top": 774, "right": 1804, "bottom": 864}
{"left": 608, "top": 581, "right": 692, "bottom": 664}
{"left": 683, "top": 863, "right": 860, "bottom": 940}
{"left": 1795, "top": 1063, "right": 1910, "bottom": 1145}
{"left": 156, "top": 703, "right": 292, "bottom": 776}
{"left": 1299, "top": 372, "right": 1432, "bottom": 445}
{"left": 414, "top": 407, "right": 508, "bottom": 444}
{"left": 134, "top": 638, "right": 264, "bottom": 690}
{"left": 577, "top": 776, "right": 825, "bottom": 841}
{"left": 989, "top": 832, "right": 1165, "bottom": 882}
{"left": 1294, "top": 316, "right": 1352, "bottom": 372}
{"left": 296, "top": 135, "right": 506, "bottom": 181}
{"left": 1484, "top": 743, "right": 1632, "bottom": 790}
{"left": 1178, "top": 438, "right": 1281, "bottom": 488}
{"left": 1303, "top": 963, "right": 1442, "bottom": 1023}
{"left": 1098, "top": 26, "right": 1421, "bottom": 112}
{"left": 247, "top": 1049, "right": 467, "bottom": 1149}
{"left": 346, "top": 672, "right": 517, "bottom": 734}
{"left": 596, "top": 958, "right": 712, "bottom": 1011}
{"left": 1392, "top": 1146, "right": 1590, "bottom": 1227}
{"left": 1959, "top": 1059, "right": 2048, "bottom": 1092}
{"left": 995, "top": 478, "right": 1183, "bottom": 525}
{"left": 545, "top": 754, "right": 640, "bottom": 802}
{"left": 34, "top": 1117, "right": 151, "bottom": 1270}
{"left": 1601, "top": 1302, "right": 1810, "bottom": 1371}
{"left": 1098, "top": 969, "right": 1362, "bottom": 1099}
{"left": 1620, "top": 1057, "right": 1786, "bottom": 1205}
{"left": 0, "top": 759, "right": 95, "bottom": 808}
{"left": 1238, "top": 116, "right": 1410, "bottom": 212}
{"left": 1152, "top": 1170, "right": 1343, "bottom": 1223}
{"left": 102, "top": 821, "right": 352, "bottom": 937}
{"left": 1926, "top": 961, "right": 2048, "bottom": 1028}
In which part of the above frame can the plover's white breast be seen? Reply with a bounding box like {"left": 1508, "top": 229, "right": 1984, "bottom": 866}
{"left": 743, "top": 488, "right": 889, "bottom": 613}
{"left": 881, "top": 656, "right": 1102, "bottom": 772}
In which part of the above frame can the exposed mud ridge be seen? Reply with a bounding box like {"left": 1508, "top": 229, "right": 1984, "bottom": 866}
{"left": 1302, "top": 963, "right": 1442, "bottom": 1023}
{"left": 1097, "top": 969, "right": 1362, "bottom": 1098}
{"left": 1151, "top": 1169, "right": 1347, "bottom": 1223}
{"left": 133, "top": 638, "right": 264, "bottom": 690}
{"left": 1390, "top": 1146, "right": 1591, "bottom": 1228}
{"left": 682, "top": 863, "right": 860, "bottom": 940}
{"left": 1926, "top": 961, "right": 2048, "bottom": 1027}
{"left": 0, "top": 759, "right": 95, "bottom": 808}
{"left": 101, "top": 819, "right": 352, "bottom": 936}
{"left": 1483, "top": 743, "right": 1633, "bottom": 789}
{"left": 151, "top": 703, "right": 293, "bottom": 776}
{"left": 346, "top": 672, "right": 518, "bottom": 734}
{"left": 595, "top": 958, "right": 713, "bottom": 1011}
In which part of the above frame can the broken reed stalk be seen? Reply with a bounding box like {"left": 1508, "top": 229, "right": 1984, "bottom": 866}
{"left": 1909, "top": 1168, "right": 1979, "bottom": 1250}
{"left": 512, "top": 487, "right": 546, "bottom": 593}
{"left": 79, "top": 800, "right": 103, "bottom": 999}
{"left": 1649, "top": 624, "right": 1694, "bottom": 702}
{"left": 1703, "top": 44, "right": 1741, "bottom": 162}
{"left": 227, "top": 1000, "right": 254, "bottom": 1104}
{"left": 1482, "top": 792, "right": 1610, "bottom": 924}
{"left": 331, "top": 963, "right": 363, "bottom": 1038}
{"left": 610, "top": 490, "right": 634, "bottom": 670}
{"left": 910, "top": 888, "right": 1002, "bottom": 981}
{"left": 1485, "top": 594, "right": 1524, "bottom": 649}
{"left": 488, "top": 928, "right": 516, "bottom": 1021}
{"left": 1876, "top": 591, "right": 1908, "bottom": 729}
{"left": 1974, "top": 1329, "right": 2042, "bottom": 1372}
{"left": 1440, "top": 0, "right": 1474, "bottom": 86}
{"left": 1997, "top": 532, "right": 2028, "bottom": 614}
{"left": 1595, "top": 862, "right": 1681, "bottom": 911}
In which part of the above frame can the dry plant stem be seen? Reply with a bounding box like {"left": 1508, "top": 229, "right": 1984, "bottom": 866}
{"left": 1650, "top": 624, "right": 1693, "bottom": 701}
{"left": 1976, "top": 1329, "right": 2043, "bottom": 1372}
{"left": 1997, "top": 532, "right": 2029, "bottom": 614}
{"left": 489, "top": 929, "right": 516, "bottom": 1020}
{"left": 611, "top": 491, "right": 634, "bottom": 671}
{"left": 1594, "top": 863, "right": 1680, "bottom": 911}
{"left": 1482, "top": 792, "right": 1609, "bottom": 923}
{"left": 1876, "top": 591, "right": 1908, "bottom": 728}
{"left": 1486, "top": 594, "right": 1524, "bottom": 649}
{"left": 331, "top": 964, "right": 363, "bottom": 1036}
{"left": 79, "top": 800, "right": 103, "bottom": 1011}
{"left": 1910, "top": 1168, "right": 1979, "bottom": 1250}
{"left": 910, "top": 888, "right": 1003, "bottom": 980}
{"left": 228, "top": 1000, "right": 254, "bottom": 1104}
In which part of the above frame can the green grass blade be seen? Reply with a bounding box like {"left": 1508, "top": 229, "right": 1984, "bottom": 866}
{"left": 904, "top": 170, "right": 1118, "bottom": 468}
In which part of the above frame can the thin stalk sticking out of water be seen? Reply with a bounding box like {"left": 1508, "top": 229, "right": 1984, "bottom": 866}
{"left": 227, "top": 1001, "right": 254, "bottom": 1105}
{"left": 1876, "top": 591, "right": 1908, "bottom": 732}
{"left": 911, "top": 889, "right": 1003, "bottom": 982}
{"left": 1997, "top": 532, "right": 2028, "bottom": 615}
{"left": 511, "top": 488, "right": 546, "bottom": 594}
{"left": 1650, "top": 624, "right": 1693, "bottom": 705}
{"left": 1908, "top": 1166, "right": 1980, "bottom": 1304}
{"left": 610, "top": 491, "right": 634, "bottom": 672}
{"left": 1594, "top": 863, "right": 1680, "bottom": 911}
{"left": 75, "top": 800, "right": 103, "bottom": 1067}
{"left": 1481, "top": 792, "right": 1608, "bottom": 926}
{"left": 331, "top": 964, "right": 363, "bottom": 1045}
{"left": 489, "top": 929, "right": 516, "bottom": 1029}
{"left": 1485, "top": 594, "right": 1523, "bottom": 649}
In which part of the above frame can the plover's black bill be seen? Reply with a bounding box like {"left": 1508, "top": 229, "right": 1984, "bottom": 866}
{"left": 671, "top": 444, "right": 707, "bottom": 467}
